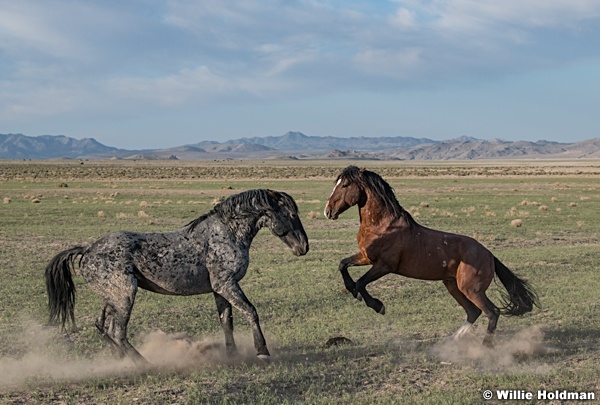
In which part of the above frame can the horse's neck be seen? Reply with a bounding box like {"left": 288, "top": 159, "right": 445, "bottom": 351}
{"left": 358, "top": 192, "right": 399, "bottom": 229}
{"left": 231, "top": 214, "right": 264, "bottom": 246}
{"left": 190, "top": 213, "right": 261, "bottom": 247}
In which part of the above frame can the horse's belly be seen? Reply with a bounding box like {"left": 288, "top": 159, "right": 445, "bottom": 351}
{"left": 397, "top": 252, "right": 456, "bottom": 280}
{"left": 137, "top": 264, "right": 213, "bottom": 295}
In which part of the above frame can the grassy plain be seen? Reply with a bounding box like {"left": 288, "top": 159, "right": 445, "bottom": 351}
{"left": 0, "top": 159, "right": 599, "bottom": 404}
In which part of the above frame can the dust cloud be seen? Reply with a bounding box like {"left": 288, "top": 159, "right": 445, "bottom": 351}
{"left": 138, "top": 330, "right": 257, "bottom": 368}
{"left": 1, "top": 322, "right": 558, "bottom": 390}
{"left": 0, "top": 323, "right": 256, "bottom": 389}
{"left": 430, "top": 325, "right": 559, "bottom": 370}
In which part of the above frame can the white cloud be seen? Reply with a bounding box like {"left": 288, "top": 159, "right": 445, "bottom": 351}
{"left": 2, "top": 0, "right": 600, "bottom": 125}
{"left": 106, "top": 64, "right": 296, "bottom": 108}
{"left": 390, "top": 7, "right": 416, "bottom": 30}
{"left": 395, "top": 0, "right": 600, "bottom": 34}
{"left": 354, "top": 47, "right": 424, "bottom": 80}
{"left": 107, "top": 66, "right": 234, "bottom": 106}
{"left": 0, "top": 79, "right": 89, "bottom": 121}
{"left": 0, "top": 3, "right": 84, "bottom": 59}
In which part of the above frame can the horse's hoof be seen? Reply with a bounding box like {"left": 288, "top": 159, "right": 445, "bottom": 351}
{"left": 378, "top": 304, "right": 386, "bottom": 315}
{"left": 482, "top": 338, "right": 494, "bottom": 348}
{"left": 355, "top": 292, "right": 363, "bottom": 301}
{"left": 452, "top": 321, "right": 474, "bottom": 340}
{"left": 257, "top": 354, "right": 271, "bottom": 363}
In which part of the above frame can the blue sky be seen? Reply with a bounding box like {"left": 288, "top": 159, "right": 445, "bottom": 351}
{"left": 1, "top": 0, "right": 600, "bottom": 150}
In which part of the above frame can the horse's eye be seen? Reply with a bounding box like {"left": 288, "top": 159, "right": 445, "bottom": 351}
{"left": 342, "top": 183, "right": 349, "bottom": 189}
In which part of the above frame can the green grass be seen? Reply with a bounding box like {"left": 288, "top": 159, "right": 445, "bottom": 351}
{"left": 0, "top": 160, "right": 599, "bottom": 404}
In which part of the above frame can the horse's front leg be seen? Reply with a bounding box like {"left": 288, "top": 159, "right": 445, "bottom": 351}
{"left": 211, "top": 278, "right": 270, "bottom": 361}
{"left": 354, "top": 263, "right": 391, "bottom": 315}
{"left": 339, "top": 253, "right": 371, "bottom": 300}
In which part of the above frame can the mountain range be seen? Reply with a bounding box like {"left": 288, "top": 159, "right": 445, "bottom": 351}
{"left": 1, "top": 131, "right": 600, "bottom": 160}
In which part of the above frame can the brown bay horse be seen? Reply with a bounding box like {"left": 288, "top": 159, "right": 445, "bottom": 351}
{"left": 324, "top": 166, "right": 539, "bottom": 346}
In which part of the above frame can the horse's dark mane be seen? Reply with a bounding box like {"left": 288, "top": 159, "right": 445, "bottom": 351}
{"left": 185, "top": 189, "right": 296, "bottom": 233}
{"left": 339, "top": 166, "right": 415, "bottom": 224}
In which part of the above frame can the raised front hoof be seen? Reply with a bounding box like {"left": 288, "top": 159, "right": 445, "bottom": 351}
{"left": 370, "top": 300, "right": 385, "bottom": 315}
{"left": 257, "top": 354, "right": 271, "bottom": 364}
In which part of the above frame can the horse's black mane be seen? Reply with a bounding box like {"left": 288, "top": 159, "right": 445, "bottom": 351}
{"left": 185, "top": 189, "right": 296, "bottom": 233}
{"left": 338, "top": 166, "right": 415, "bottom": 224}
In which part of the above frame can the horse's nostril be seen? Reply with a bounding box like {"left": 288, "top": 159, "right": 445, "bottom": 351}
{"left": 324, "top": 207, "right": 337, "bottom": 220}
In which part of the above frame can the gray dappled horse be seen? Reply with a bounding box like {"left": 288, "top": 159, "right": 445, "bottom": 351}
{"left": 45, "top": 189, "right": 309, "bottom": 366}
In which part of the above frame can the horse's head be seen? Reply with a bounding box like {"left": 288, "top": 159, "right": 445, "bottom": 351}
{"left": 264, "top": 190, "right": 309, "bottom": 256}
{"left": 324, "top": 166, "right": 366, "bottom": 220}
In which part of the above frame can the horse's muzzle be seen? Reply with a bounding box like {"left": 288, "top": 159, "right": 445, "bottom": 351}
{"left": 290, "top": 237, "right": 309, "bottom": 256}
{"left": 292, "top": 243, "right": 309, "bottom": 256}
{"left": 324, "top": 206, "right": 338, "bottom": 220}
{"left": 284, "top": 232, "right": 309, "bottom": 256}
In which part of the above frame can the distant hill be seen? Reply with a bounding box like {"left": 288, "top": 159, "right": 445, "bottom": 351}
{"left": 232, "top": 131, "right": 435, "bottom": 151}
{"left": 390, "top": 138, "right": 571, "bottom": 160}
{"left": 1, "top": 131, "right": 599, "bottom": 160}
{"left": 0, "top": 133, "right": 134, "bottom": 159}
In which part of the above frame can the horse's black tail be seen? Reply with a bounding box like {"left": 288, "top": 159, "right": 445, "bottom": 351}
{"left": 494, "top": 256, "right": 540, "bottom": 316}
{"left": 45, "top": 246, "right": 86, "bottom": 331}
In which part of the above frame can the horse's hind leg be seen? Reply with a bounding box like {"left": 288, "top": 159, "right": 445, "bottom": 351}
{"left": 456, "top": 261, "right": 499, "bottom": 347}
{"left": 214, "top": 292, "right": 237, "bottom": 356}
{"left": 108, "top": 280, "right": 148, "bottom": 366}
{"left": 443, "top": 279, "right": 482, "bottom": 339}
{"left": 90, "top": 275, "right": 148, "bottom": 366}
{"left": 462, "top": 290, "right": 500, "bottom": 347}
{"left": 96, "top": 303, "right": 126, "bottom": 359}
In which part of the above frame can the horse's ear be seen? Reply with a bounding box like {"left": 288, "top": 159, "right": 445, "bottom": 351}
{"left": 266, "top": 190, "right": 283, "bottom": 207}
{"left": 360, "top": 167, "right": 367, "bottom": 175}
